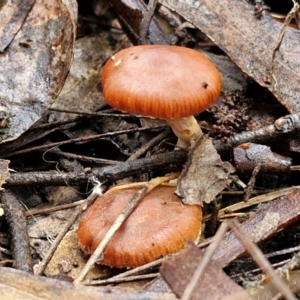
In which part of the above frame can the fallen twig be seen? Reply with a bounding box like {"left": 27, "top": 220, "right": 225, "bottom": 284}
{"left": 243, "top": 163, "right": 262, "bottom": 202}
{"left": 5, "top": 150, "right": 186, "bottom": 186}
{"left": 1, "top": 189, "right": 33, "bottom": 273}
{"left": 213, "top": 113, "right": 300, "bottom": 152}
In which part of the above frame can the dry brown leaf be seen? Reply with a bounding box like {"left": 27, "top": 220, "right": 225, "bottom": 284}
{"left": 0, "top": 0, "right": 35, "bottom": 51}
{"left": 0, "top": 0, "right": 77, "bottom": 143}
{"left": 159, "top": 0, "right": 300, "bottom": 113}
{"left": 176, "top": 136, "right": 235, "bottom": 205}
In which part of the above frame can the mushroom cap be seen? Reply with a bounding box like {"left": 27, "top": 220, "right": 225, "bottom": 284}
{"left": 77, "top": 185, "right": 202, "bottom": 268}
{"left": 101, "top": 45, "right": 222, "bottom": 119}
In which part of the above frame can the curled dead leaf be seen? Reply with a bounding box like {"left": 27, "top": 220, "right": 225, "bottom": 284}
{"left": 0, "top": 0, "right": 77, "bottom": 143}
{"left": 176, "top": 136, "right": 235, "bottom": 205}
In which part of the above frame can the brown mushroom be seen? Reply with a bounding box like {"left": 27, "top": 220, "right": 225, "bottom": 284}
{"left": 77, "top": 185, "right": 201, "bottom": 268}
{"left": 101, "top": 45, "right": 222, "bottom": 148}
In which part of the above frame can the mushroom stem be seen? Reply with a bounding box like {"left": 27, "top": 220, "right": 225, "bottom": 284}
{"left": 166, "top": 116, "right": 203, "bottom": 149}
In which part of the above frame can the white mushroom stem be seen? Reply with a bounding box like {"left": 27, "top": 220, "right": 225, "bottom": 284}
{"left": 166, "top": 116, "right": 203, "bottom": 149}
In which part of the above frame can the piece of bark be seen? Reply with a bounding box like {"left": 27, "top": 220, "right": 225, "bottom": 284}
{"left": 176, "top": 136, "right": 235, "bottom": 205}
{"left": 0, "top": 266, "right": 177, "bottom": 300}
{"left": 234, "top": 143, "right": 292, "bottom": 174}
{"left": 0, "top": 0, "right": 77, "bottom": 143}
{"left": 160, "top": 242, "right": 251, "bottom": 300}
{"left": 159, "top": 0, "right": 300, "bottom": 113}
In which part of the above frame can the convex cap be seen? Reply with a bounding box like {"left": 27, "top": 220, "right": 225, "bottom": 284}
{"left": 101, "top": 45, "right": 222, "bottom": 119}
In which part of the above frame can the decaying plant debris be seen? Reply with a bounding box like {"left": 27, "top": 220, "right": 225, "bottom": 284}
{"left": 1, "top": 0, "right": 300, "bottom": 299}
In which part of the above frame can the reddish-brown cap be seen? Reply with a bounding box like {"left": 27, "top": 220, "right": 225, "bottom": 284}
{"left": 77, "top": 185, "right": 202, "bottom": 268}
{"left": 101, "top": 45, "right": 222, "bottom": 119}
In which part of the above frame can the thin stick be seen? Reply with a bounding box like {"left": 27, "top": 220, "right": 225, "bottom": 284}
{"left": 271, "top": 2, "right": 299, "bottom": 92}
{"left": 87, "top": 257, "right": 167, "bottom": 286}
{"left": 181, "top": 222, "right": 229, "bottom": 300}
{"left": 126, "top": 130, "right": 169, "bottom": 161}
{"left": 74, "top": 173, "right": 178, "bottom": 284}
{"left": 25, "top": 200, "right": 85, "bottom": 217}
{"left": 243, "top": 163, "right": 261, "bottom": 202}
{"left": 230, "top": 220, "right": 297, "bottom": 300}
{"left": 86, "top": 273, "right": 159, "bottom": 286}
{"left": 139, "top": 0, "right": 158, "bottom": 44}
